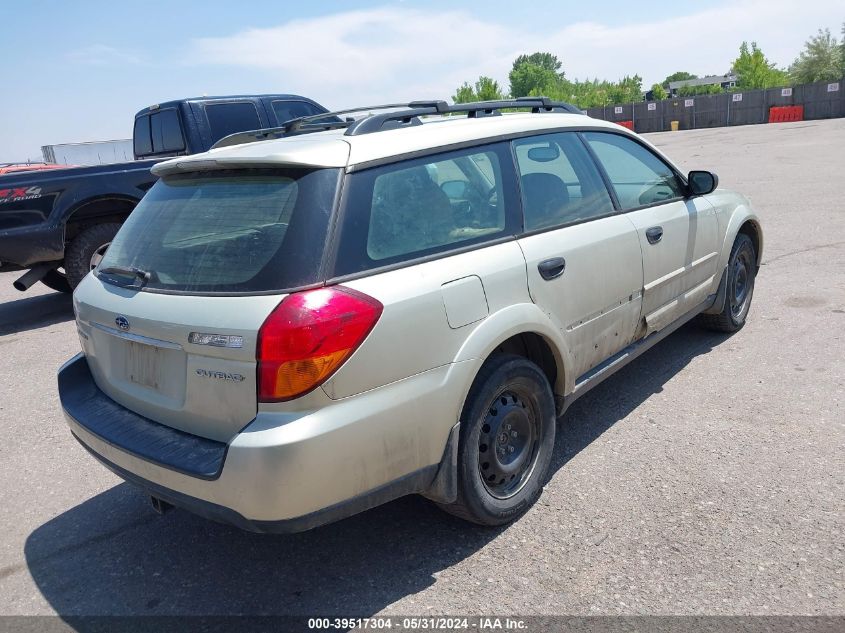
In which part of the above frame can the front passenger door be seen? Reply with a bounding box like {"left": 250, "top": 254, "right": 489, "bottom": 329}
{"left": 583, "top": 132, "right": 719, "bottom": 334}
{"left": 514, "top": 132, "right": 644, "bottom": 382}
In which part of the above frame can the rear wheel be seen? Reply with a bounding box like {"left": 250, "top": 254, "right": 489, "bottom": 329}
{"left": 40, "top": 268, "right": 72, "bottom": 293}
{"left": 698, "top": 233, "right": 756, "bottom": 333}
{"left": 439, "top": 354, "right": 556, "bottom": 526}
{"left": 64, "top": 223, "right": 122, "bottom": 289}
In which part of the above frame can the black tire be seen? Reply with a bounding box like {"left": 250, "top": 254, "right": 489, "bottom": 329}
{"left": 698, "top": 233, "right": 756, "bottom": 333}
{"left": 39, "top": 269, "right": 72, "bottom": 293}
{"left": 64, "top": 223, "right": 122, "bottom": 289}
{"left": 439, "top": 354, "right": 556, "bottom": 526}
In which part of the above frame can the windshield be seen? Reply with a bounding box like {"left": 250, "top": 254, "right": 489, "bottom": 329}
{"left": 97, "top": 168, "right": 340, "bottom": 293}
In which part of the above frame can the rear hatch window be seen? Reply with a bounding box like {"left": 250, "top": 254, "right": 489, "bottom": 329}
{"left": 97, "top": 168, "right": 340, "bottom": 294}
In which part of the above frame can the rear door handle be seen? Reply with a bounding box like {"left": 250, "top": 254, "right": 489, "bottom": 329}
{"left": 646, "top": 226, "right": 663, "bottom": 244}
{"left": 538, "top": 257, "right": 566, "bottom": 280}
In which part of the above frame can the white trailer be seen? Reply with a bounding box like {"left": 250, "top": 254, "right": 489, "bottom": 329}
{"left": 41, "top": 139, "right": 134, "bottom": 166}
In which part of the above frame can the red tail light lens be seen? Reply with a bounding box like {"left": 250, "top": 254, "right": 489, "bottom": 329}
{"left": 257, "top": 286, "right": 383, "bottom": 402}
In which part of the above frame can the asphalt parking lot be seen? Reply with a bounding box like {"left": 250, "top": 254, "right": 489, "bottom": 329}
{"left": 0, "top": 119, "right": 842, "bottom": 620}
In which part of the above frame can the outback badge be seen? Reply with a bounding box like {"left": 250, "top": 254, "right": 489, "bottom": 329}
{"left": 196, "top": 368, "right": 246, "bottom": 383}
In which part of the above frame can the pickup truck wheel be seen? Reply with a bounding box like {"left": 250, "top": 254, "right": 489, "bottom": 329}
{"left": 698, "top": 233, "right": 756, "bottom": 333}
{"left": 64, "top": 223, "right": 122, "bottom": 289}
{"left": 439, "top": 354, "right": 556, "bottom": 526}
{"left": 40, "top": 269, "right": 72, "bottom": 293}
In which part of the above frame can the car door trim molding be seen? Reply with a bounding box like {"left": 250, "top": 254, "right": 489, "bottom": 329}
{"left": 564, "top": 290, "right": 642, "bottom": 332}
{"left": 642, "top": 251, "right": 718, "bottom": 293}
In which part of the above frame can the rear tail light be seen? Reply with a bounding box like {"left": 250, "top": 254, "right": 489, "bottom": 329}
{"left": 257, "top": 286, "right": 383, "bottom": 402}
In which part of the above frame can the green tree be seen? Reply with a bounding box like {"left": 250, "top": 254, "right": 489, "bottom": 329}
{"left": 475, "top": 76, "right": 505, "bottom": 101}
{"left": 650, "top": 83, "right": 668, "bottom": 100}
{"left": 732, "top": 41, "right": 789, "bottom": 89}
{"left": 790, "top": 28, "right": 843, "bottom": 84}
{"left": 452, "top": 76, "right": 505, "bottom": 103}
{"left": 607, "top": 75, "right": 643, "bottom": 104}
{"left": 457, "top": 52, "right": 648, "bottom": 111}
{"left": 509, "top": 62, "right": 560, "bottom": 98}
{"left": 677, "top": 83, "right": 724, "bottom": 97}
{"left": 453, "top": 82, "right": 476, "bottom": 104}
{"left": 509, "top": 52, "right": 564, "bottom": 97}
{"left": 511, "top": 52, "right": 563, "bottom": 75}
{"left": 841, "top": 22, "right": 845, "bottom": 74}
{"left": 662, "top": 71, "right": 698, "bottom": 87}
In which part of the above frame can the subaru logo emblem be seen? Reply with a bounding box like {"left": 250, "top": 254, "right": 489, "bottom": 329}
{"left": 115, "top": 315, "right": 130, "bottom": 331}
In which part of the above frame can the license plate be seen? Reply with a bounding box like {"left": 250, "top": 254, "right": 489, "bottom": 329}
{"left": 125, "top": 341, "right": 160, "bottom": 389}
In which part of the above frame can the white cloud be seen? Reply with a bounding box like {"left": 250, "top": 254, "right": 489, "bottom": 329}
{"left": 190, "top": 7, "right": 517, "bottom": 104}
{"left": 66, "top": 44, "right": 146, "bottom": 66}
{"left": 189, "top": 1, "right": 844, "bottom": 105}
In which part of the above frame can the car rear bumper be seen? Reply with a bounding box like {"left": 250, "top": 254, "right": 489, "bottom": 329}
{"left": 58, "top": 353, "right": 471, "bottom": 532}
{"left": 0, "top": 224, "right": 64, "bottom": 268}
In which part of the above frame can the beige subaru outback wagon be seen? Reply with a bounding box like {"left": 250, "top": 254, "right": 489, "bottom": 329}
{"left": 58, "top": 98, "right": 762, "bottom": 532}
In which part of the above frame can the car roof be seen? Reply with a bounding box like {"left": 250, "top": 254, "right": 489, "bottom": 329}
{"left": 152, "top": 112, "right": 630, "bottom": 176}
{"left": 134, "top": 95, "right": 322, "bottom": 119}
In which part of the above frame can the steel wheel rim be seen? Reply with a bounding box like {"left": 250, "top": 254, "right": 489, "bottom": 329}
{"left": 730, "top": 246, "right": 753, "bottom": 318}
{"left": 478, "top": 387, "right": 541, "bottom": 499}
{"left": 89, "top": 242, "right": 111, "bottom": 270}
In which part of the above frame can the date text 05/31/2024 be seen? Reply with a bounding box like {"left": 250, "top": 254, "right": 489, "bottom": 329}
{"left": 307, "top": 617, "right": 528, "bottom": 630}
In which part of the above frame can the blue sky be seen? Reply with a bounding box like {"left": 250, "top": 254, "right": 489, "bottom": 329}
{"left": 1, "top": 0, "right": 842, "bottom": 162}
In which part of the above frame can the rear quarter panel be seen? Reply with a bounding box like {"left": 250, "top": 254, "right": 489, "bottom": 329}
{"left": 324, "top": 241, "right": 532, "bottom": 402}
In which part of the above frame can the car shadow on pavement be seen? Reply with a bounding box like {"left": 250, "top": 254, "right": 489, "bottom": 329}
{"left": 23, "top": 322, "right": 726, "bottom": 620}
{"left": 550, "top": 321, "right": 725, "bottom": 476}
{"left": 0, "top": 291, "right": 73, "bottom": 336}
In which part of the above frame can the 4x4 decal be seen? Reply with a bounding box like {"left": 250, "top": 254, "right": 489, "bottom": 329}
{"left": 0, "top": 185, "right": 42, "bottom": 204}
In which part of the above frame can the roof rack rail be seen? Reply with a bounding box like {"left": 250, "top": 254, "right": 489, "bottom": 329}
{"left": 343, "top": 98, "right": 582, "bottom": 136}
{"left": 211, "top": 97, "right": 583, "bottom": 148}
{"left": 212, "top": 102, "right": 415, "bottom": 149}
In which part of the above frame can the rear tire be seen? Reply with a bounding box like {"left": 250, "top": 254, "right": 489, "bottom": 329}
{"left": 39, "top": 269, "right": 72, "bottom": 293}
{"left": 438, "top": 354, "right": 556, "bottom": 526}
{"left": 64, "top": 223, "right": 122, "bottom": 289}
{"left": 698, "top": 233, "right": 756, "bottom": 333}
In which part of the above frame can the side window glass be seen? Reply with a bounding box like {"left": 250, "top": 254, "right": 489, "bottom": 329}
{"left": 513, "top": 132, "right": 614, "bottom": 230}
{"left": 205, "top": 103, "right": 261, "bottom": 144}
{"left": 271, "top": 100, "right": 321, "bottom": 124}
{"left": 334, "top": 144, "right": 517, "bottom": 276}
{"left": 150, "top": 110, "right": 185, "bottom": 153}
{"left": 133, "top": 115, "right": 152, "bottom": 156}
{"left": 367, "top": 150, "right": 506, "bottom": 260}
{"left": 583, "top": 132, "right": 685, "bottom": 209}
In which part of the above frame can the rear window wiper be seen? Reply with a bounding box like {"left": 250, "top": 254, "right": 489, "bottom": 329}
{"left": 97, "top": 265, "right": 155, "bottom": 288}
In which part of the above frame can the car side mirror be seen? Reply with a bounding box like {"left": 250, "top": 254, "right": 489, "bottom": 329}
{"left": 687, "top": 170, "right": 718, "bottom": 196}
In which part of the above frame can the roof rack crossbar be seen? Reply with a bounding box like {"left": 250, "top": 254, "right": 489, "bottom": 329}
{"left": 212, "top": 120, "right": 351, "bottom": 149}
{"left": 211, "top": 97, "right": 583, "bottom": 148}
{"left": 343, "top": 98, "right": 582, "bottom": 136}
{"left": 212, "top": 102, "right": 425, "bottom": 149}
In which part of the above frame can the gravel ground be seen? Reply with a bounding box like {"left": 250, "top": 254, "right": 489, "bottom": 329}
{"left": 0, "top": 119, "right": 842, "bottom": 620}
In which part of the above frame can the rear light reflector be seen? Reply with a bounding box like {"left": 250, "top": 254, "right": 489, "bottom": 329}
{"left": 257, "top": 286, "right": 383, "bottom": 401}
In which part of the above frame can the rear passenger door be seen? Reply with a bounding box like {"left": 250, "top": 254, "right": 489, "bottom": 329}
{"left": 514, "top": 132, "right": 644, "bottom": 382}
{"left": 583, "top": 132, "right": 719, "bottom": 334}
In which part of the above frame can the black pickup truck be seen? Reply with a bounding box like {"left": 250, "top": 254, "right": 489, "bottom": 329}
{"left": 0, "top": 94, "right": 328, "bottom": 292}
